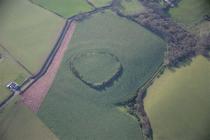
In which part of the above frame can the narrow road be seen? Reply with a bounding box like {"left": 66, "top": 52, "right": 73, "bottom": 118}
{"left": 21, "top": 22, "right": 76, "bottom": 113}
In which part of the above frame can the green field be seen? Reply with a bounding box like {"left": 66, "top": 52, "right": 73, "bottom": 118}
{"left": 0, "top": 96, "right": 59, "bottom": 140}
{"left": 0, "top": 47, "right": 29, "bottom": 102}
{"left": 0, "top": 0, "right": 64, "bottom": 74}
{"left": 38, "top": 11, "right": 166, "bottom": 140}
{"left": 89, "top": 0, "right": 112, "bottom": 7}
{"left": 31, "top": 0, "right": 92, "bottom": 18}
{"left": 144, "top": 56, "right": 210, "bottom": 140}
{"left": 170, "top": 0, "right": 210, "bottom": 26}
{"left": 119, "top": 0, "right": 145, "bottom": 15}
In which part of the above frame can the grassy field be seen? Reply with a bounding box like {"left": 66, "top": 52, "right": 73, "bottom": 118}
{"left": 31, "top": 0, "right": 92, "bottom": 18}
{"left": 0, "top": 0, "right": 64, "bottom": 74}
{"left": 89, "top": 0, "right": 112, "bottom": 7}
{"left": 38, "top": 11, "right": 166, "bottom": 140}
{"left": 0, "top": 47, "right": 29, "bottom": 102}
{"left": 170, "top": 0, "right": 210, "bottom": 26}
{"left": 119, "top": 0, "right": 145, "bottom": 15}
{"left": 144, "top": 56, "right": 210, "bottom": 140}
{"left": 0, "top": 96, "right": 59, "bottom": 140}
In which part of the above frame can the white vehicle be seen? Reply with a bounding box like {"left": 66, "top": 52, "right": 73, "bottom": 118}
{"left": 6, "top": 82, "right": 20, "bottom": 92}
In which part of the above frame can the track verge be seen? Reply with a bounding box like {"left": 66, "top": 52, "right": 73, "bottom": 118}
{"left": 21, "top": 21, "right": 76, "bottom": 112}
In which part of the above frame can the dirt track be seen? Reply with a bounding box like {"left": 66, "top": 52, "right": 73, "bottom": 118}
{"left": 22, "top": 22, "right": 76, "bottom": 113}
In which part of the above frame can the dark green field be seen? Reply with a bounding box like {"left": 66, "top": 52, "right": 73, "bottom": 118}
{"left": 38, "top": 11, "right": 166, "bottom": 140}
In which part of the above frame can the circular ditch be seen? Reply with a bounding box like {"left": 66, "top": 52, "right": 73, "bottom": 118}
{"left": 69, "top": 51, "right": 123, "bottom": 90}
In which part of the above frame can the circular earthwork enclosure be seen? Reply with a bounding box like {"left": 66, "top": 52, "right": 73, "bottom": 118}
{"left": 69, "top": 50, "right": 123, "bottom": 90}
